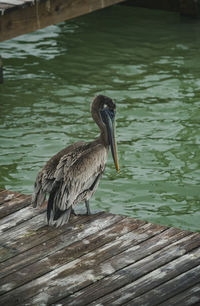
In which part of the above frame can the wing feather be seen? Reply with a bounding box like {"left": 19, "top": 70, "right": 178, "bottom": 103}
{"left": 51, "top": 143, "right": 108, "bottom": 215}
{"left": 32, "top": 141, "right": 85, "bottom": 207}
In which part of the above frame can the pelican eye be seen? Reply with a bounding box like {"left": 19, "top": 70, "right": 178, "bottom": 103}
{"left": 100, "top": 108, "right": 115, "bottom": 125}
{"left": 108, "top": 108, "right": 115, "bottom": 121}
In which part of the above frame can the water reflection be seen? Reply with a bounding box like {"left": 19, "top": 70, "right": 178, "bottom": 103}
{"left": 0, "top": 6, "right": 200, "bottom": 231}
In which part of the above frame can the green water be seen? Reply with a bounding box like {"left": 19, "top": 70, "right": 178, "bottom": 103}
{"left": 0, "top": 6, "right": 200, "bottom": 231}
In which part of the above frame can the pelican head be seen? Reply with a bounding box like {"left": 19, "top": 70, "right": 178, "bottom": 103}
{"left": 91, "top": 95, "right": 119, "bottom": 172}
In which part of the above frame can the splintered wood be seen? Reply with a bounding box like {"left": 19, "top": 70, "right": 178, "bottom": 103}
{"left": 0, "top": 190, "right": 200, "bottom": 305}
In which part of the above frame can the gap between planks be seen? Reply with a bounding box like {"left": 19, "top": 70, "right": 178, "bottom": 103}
{"left": 0, "top": 190, "right": 200, "bottom": 305}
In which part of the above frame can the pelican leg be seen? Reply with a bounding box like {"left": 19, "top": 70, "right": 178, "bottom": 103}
{"left": 85, "top": 200, "right": 91, "bottom": 215}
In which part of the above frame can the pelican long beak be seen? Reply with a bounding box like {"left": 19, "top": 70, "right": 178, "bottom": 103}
{"left": 101, "top": 108, "right": 120, "bottom": 172}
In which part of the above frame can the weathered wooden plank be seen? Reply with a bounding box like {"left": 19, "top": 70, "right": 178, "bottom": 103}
{"left": 1, "top": 228, "right": 198, "bottom": 305}
{"left": 0, "top": 217, "right": 147, "bottom": 293}
{"left": 0, "top": 213, "right": 127, "bottom": 278}
{"left": 0, "top": 211, "right": 110, "bottom": 262}
{"left": 0, "top": 194, "right": 32, "bottom": 221}
{"left": 0, "top": 222, "right": 166, "bottom": 304}
{"left": 58, "top": 230, "right": 198, "bottom": 305}
{"left": 15, "top": 236, "right": 200, "bottom": 305}
{"left": 159, "top": 283, "right": 200, "bottom": 306}
{"left": 0, "top": 0, "right": 27, "bottom": 5}
{"left": 0, "top": 190, "right": 21, "bottom": 204}
{"left": 88, "top": 248, "right": 200, "bottom": 306}
{"left": 0, "top": 219, "right": 149, "bottom": 290}
{"left": 0, "top": 211, "right": 46, "bottom": 263}
{"left": 0, "top": 203, "right": 42, "bottom": 232}
{"left": 124, "top": 264, "right": 200, "bottom": 306}
{"left": 0, "top": 0, "right": 126, "bottom": 42}
{"left": 0, "top": 190, "right": 200, "bottom": 306}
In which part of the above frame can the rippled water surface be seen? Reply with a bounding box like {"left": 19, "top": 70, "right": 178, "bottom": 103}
{"left": 0, "top": 6, "right": 200, "bottom": 231}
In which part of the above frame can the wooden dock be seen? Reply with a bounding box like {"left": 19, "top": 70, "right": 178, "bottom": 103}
{"left": 0, "top": 0, "right": 199, "bottom": 43}
{"left": 0, "top": 0, "right": 126, "bottom": 42}
{"left": 0, "top": 189, "right": 200, "bottom": 305}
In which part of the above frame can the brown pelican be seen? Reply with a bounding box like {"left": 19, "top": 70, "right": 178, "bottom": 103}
{"left": 32, "top": 95, "right": 119, "bottom": 227}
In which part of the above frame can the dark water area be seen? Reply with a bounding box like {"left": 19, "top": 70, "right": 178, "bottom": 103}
{"left": 0, "top": 6, "right": 200, "bottom": 231}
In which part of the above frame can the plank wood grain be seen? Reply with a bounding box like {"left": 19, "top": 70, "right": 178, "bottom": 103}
{"left": 0, "top": 190, "right": 199, "bottom": 306}
{"left": 60, "top": 232, "right": 200, "bottom": 305}
{"left": 124, "top": 264, "right": 200, "bottom": 306}
{"left": 0, "top": 194, "right": 31, "bottom": 219}
{"left": 159, "top": 283, "right": 200, "bottom": 306}
{"left": 0, "top": 213, "right": 125, "bottom": 278}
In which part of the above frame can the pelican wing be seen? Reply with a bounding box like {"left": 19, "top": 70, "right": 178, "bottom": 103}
{"left": 48, "top": 143, "right": 108, "bottom": 226}
{"left": 32, "top": 141, "right": 85, "bottom": 207}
